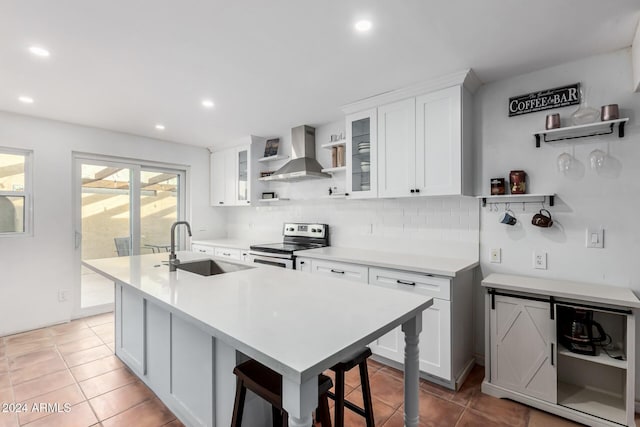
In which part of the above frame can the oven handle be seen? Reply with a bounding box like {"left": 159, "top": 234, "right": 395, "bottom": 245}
{"left": 250, "top": 255, "right": 294, "bottom": 269}
{"left": 249, "top": 250, "right": 294, "bottom": 260}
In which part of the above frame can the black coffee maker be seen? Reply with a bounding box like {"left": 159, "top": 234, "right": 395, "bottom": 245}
{"left": 558, "top": 306, "right": 607, "bottom": 356}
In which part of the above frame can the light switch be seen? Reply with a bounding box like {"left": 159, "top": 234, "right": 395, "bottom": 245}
{"left": 586, "top": 228, "right": 604, "bottom": 249}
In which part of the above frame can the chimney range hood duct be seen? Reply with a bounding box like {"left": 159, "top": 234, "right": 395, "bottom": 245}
{"left": 260, "top": 125, "right": 331, "bottom": 182}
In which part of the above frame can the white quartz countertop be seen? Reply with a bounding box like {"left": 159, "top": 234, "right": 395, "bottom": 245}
{"left": 482, "top": 273, "right": 640, "bottom": 309}
{"left": 293, "top": 246, "right": 478, "bottom": 277}
{"left": 191, "top": 238, "right": 252, "bottom": 250}
{"left": 84, "top": 252, "right": 432, "bottom": 383}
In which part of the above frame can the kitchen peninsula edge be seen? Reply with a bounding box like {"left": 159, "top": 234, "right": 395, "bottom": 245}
{"left": 83, "top": 252, "right": 433, "bottom": 427}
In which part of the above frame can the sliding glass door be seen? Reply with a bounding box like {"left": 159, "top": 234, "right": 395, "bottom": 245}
{"left": 73, "top": 155, "right": 186, "bottom": 317}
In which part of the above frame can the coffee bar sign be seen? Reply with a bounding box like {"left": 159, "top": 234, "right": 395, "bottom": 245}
{"left": 508, "top": 83, "right": 580, "bottom": 117}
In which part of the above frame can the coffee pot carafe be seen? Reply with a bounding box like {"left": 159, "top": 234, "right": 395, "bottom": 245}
{"left": 558, "top": 306, "right": 607, "bottom": 356}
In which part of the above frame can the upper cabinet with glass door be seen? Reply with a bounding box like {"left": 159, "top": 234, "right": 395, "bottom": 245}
{"left": 210, "top": 137, "right": 263, "bottom": 206}
{"left": 236, "top": 146, "right": 251, "bottom": 205}
{"left": 346, "top": 109, "right": 378, "bottom": 198}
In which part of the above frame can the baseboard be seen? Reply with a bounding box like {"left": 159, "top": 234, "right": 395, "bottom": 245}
{"left": 473, "top": 352, "right": 485, "bottom": 366}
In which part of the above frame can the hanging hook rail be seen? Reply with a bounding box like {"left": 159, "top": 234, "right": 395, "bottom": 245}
{"left": 480, "top": 194, "right": 555, "bottom": 208}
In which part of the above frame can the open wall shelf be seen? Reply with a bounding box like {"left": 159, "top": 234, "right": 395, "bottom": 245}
{"left": 533, "top": 118, "right": 628, "bottom": 147}
{"left": 478, "top": 193, "right": 555, "bottom": 208}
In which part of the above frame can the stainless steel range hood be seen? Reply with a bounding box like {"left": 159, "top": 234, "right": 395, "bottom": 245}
{"left": 260, "top": 125, "right": 331, "bottom": 182}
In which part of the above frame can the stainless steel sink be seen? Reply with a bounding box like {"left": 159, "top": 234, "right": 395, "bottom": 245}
{"left": 176, "top": 259, "right": 254, "bottom": 277}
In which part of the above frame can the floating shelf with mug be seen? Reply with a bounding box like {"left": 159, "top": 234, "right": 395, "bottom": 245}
{"left": 533, "top": 118, "right": 628, "bottom": 147}
{"left": 477, "top": 193, "right": 555, "bottom": 208}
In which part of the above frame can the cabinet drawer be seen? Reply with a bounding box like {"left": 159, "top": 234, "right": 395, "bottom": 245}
{"left": 369, "top": 267, "right": 450, "bottom": 300}
{"left": 310, "top": 259, "right": 368, "bottom": 283}
{"left": 214, "top": 247, "right": 241, "bottom": 260}
{"left": 191, "top": 244, "right": 214, "bottom": 255}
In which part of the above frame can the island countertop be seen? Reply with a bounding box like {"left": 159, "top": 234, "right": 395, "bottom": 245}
{"left": 83, "top": 252, "right": 433, "bottom": 384}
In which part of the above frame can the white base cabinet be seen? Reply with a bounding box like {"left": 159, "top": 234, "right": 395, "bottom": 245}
{"left": 114, "top": 283, "right": 268, "bottom": 427}
{"left": 482, "top": 274, "right": 639, "bottom": 427}
{"left": 192, "top": 243, "right": 249, "bottom": 263}
{"left": 301, "top": 257, "right": 474, "bottom": 390}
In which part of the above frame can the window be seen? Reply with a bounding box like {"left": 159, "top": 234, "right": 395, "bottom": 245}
{"left": 0, "top": 148, "right": 32, "bottom": 235}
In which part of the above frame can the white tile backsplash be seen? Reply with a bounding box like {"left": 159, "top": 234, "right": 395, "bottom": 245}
{"left": 227, "top": 196, "right": 479, "bottom": 259}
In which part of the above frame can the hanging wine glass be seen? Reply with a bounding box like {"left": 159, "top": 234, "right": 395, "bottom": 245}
{"left": 589, "top": 149, "right": 606, "bottom": 170}
{"left": 557, "top": 152, "right": 574, "bottom": 174}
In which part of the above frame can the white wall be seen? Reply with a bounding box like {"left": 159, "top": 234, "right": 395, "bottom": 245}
{"left": 633, "top": 22, "right": 640, "bottom": 92}
{"left": 0, "top": 111, "right": 225, "bottom": 335}
{"left": 226, "top": 121, "right": 480, "bottom": 260}
{"left": 474, "top": 49, "right": 640, "bottom": 384}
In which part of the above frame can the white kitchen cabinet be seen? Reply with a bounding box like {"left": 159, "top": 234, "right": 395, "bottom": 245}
{"left": 309, "top": 259, "right": 369, "bottom": 283}
{"left": 368, "top": 268, "right": 453, "bottom": 381}
{"left": 490, "top": 294, "right": 556, "bottom": 403}
{"left": 342, "top": 70, "right": 477, "bottom": 200}
{"left": 214, "top": 247, "right": 241, "bottom": 261}
{"left": 297, "top": 255, "right": 474, "bottom": 389}
{"left": 415, "top": 85, "right": 464, "bottom": 195}
{"left": 115, "top": 283, "right": 145, "bottom": 375}
{"left": 377, "top": 85, "right": 468, "bottom": 197}
{"left": 345, "top": 109, "right": 378, "bottom": 199}
{"left": 191, "top": 242, "right": 249, "bottom": 263}
{"left": 296, "top": 257, "right": 311, "bottom": 272}
{"left": 210, "top": 144, "right": 252, "bottom": 206}
{"left": 115, "top": 284, "right": 217, "bottom": 427}
{"left": 192, "top": 244, "right": 214, "bottom": 256}
{"left": 377, "top": 98, "right": 416, "bottom": 198}
{"left": 482, "top": 274, "right": 639, "bottom": 427}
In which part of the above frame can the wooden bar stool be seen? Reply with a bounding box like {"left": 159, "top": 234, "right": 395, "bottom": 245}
{"left": 231, "top": 358, "right": 333, "bottom": 427}
{"left": 327, "top": 347, "right": 375, "bottom": 427}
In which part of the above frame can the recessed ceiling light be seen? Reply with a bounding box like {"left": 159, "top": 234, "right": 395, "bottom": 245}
{"left": 18, "top": 96, "right": 34, "bottom": 104}
{"left": 28, "top": 46, "right": 50, "bottom": 57}
{"left": 155, "top": 124, "right": 165, "bottom": 131}
{"left": 354, "top": 20, "right": 372, "bottom": 32}
{"left": 201, "top": 99, "right": 215, "bottom": 109}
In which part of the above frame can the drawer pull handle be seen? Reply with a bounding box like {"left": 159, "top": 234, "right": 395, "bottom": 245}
{"left": 331, "top": 269, "right": 345, "bottom": 274}
{"left": 223, "top": 252, "right": 231, "bottom": 256}
{"left": 397, "top": 279, "right": 416, "bottom": 286}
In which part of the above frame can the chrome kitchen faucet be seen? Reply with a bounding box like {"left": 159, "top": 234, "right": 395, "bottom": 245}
{"left": 169, "top": 221, "right": 192, "bottom": 271}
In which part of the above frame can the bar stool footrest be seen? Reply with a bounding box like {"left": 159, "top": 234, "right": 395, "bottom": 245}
{"left": 326, "top": 391, "right": 367, "bottom": 417}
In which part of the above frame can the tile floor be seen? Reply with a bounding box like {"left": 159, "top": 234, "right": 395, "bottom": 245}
{"left": 0, "top": 312, "right": 614, "bottom": 426}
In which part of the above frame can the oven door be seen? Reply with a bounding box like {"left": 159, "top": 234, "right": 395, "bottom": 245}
{"left": 248, "top": 251, "right": 294, "bottom": 269}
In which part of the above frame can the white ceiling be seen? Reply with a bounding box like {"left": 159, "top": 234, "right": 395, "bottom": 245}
{"left": 1, "top": 1, "right": 638, "bottom": 148}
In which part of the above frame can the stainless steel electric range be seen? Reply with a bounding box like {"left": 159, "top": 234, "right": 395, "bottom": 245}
{"left": 248, "top": 223, "right": 329, "bottom": 269}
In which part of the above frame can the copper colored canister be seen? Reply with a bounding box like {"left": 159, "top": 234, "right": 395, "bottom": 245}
{"left": 601, "top": 104, "right": 619, "bottom": 121}
{"left": 509, "top": 170, "right": 526, "bottom": 194}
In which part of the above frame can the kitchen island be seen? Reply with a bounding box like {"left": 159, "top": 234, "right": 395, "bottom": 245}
{"left": 84, "top": 252, "right": 433, "bottom": 427}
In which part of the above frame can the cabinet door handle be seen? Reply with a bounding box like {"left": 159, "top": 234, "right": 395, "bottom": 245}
{"left": 223, "top": 252, "right": 231, "bottom": 256}
{"left": 219, "top": 201, "right": 224, "bottom": 205}
{"left": 300, "top": 261, "right": 305, "bottom": 265}
{"left": 331, "top": 269, "right": 345, "bottom": 274}
{"left": 551, "top": 343, "right": 554, "bottom": 366}
{"left": 415, "top": 188, "right": 420, "bottom": 193}
{"left": 410, "top": 189, "right": 415, "bottom": 193}
{"left": 397, "top": 279, "right": 416, "bottom": 286}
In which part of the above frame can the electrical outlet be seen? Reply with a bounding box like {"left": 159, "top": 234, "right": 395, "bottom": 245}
{"left": 490, "top": 248, "right": 501, "bottom": 263}
{"left": 534, "top": 251, "right": 547, "bottom": 270}
{"left": 586, "top": 227, "right": 604, "bottom": 248}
